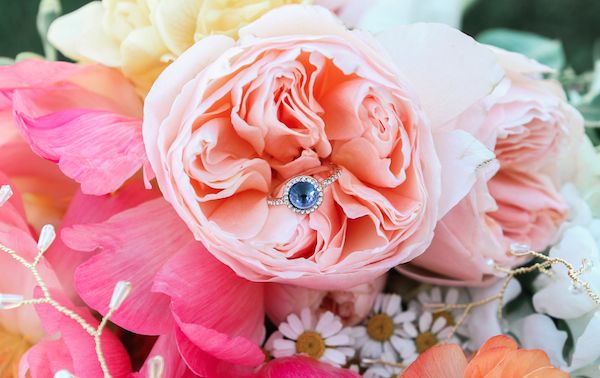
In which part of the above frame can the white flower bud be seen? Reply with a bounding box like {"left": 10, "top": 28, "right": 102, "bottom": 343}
{"left": 109, "top": 281, "right": 132, "bottom": 310}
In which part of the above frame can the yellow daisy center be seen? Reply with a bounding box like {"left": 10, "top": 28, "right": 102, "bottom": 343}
{"left": 0, "top": 327, "right": 32, "bottom": 378}
{"left": 296, "top": 331, "right": 326, "bottom": 359}
{"left": 432, "top": 310, "right": 455, "bottom": 327}
{"left": 415, "top": 331, "right": 438, "bottom": 354}
{"left": 367, "top": 313, "right": 395, "bottom": 342}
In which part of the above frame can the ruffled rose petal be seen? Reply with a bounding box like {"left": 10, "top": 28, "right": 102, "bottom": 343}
{"left": 377, "top": 22, "right": 504, "bottom": 127}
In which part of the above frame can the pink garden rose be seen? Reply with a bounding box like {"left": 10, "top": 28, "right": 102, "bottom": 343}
{"left": 143, "top": 5, "right": 502, "bottom": 289}
{"left": 398, "top": 49, "right": 580, "bottom": 285}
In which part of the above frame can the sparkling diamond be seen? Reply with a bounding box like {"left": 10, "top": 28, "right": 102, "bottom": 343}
{"left": 288, "top": 181, "right": 319, "bottom": 210}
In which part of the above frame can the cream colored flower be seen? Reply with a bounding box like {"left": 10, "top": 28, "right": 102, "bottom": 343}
{"left": 48, "top": 0, "right": 310, "bottom": 95}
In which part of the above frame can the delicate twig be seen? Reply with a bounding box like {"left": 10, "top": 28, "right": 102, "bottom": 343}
{"left": 0, "top": 223, "right": 129, "bottom": 377}
{"left": 361, "top": 358, "right": 406, "bottom": 369}
{"left": 426, "top": 244, "right": 600, "bottom": 341}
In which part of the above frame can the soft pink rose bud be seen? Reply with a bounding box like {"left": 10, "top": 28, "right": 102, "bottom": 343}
{"left": 266, "top": 273, "right": 386, "bottom": 326}
{"left": 398, "top": 49, "right": 581, "bottom": 286}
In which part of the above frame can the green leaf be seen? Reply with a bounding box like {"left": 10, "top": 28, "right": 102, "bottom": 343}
{"left": 37, "top": 0, "right": 62, "bottom": 61}
{"left": 477, "top": 28, "right": 566, "bottom": 70}
{"left": 0, "top": 57, "right": 15, "bottom": 66}
{"left": 579, "top": 93, "right": 600, "bottom": 127}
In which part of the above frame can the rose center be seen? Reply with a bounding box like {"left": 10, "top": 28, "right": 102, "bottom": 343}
{"left": 432, "top": 310, "right": 455, "bottom": 327}
{"left": 296, "top": 331, "right": 326, "bottom": 359}
{"left": 415, "top": 331, "right": 438, "bottom": 354}
{"left": 367, "top": 313, "right": 395, "bottom": 342}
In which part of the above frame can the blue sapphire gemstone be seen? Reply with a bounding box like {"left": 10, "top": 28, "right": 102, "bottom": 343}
{"left": 288, "top": 181, "right": 319, "bottom": 210}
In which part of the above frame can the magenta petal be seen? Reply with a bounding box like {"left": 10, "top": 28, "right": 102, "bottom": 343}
{"left": 65, "top": 198, "right": 194, "bottom": 335}
{"left": 19, "top": 339, "right": 74, "bottom": 378}
{"left": 153, "top": 244, "right": 266, "bottom": 375}
{"left": 256, "top": 356, "right": 361, "bottom": 378}
{"left": 32, "top": 287, "right": 131, "bottom": 378}
{"left": 135, "top": 332, "right": 196, "bottom": 378}
{"left": 14, "top": 107, "right": 146, "bottom": 195}
{"left": 46, "top": 180, "right": 158, "bottom": 303}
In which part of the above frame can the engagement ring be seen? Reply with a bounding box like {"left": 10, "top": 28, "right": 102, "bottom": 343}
{"left": 267, "top": 166, "right": 341, "bottom": 214}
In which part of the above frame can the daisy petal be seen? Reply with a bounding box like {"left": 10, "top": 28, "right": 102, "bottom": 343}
{"left": 390, "top": 335, "right": 415, "bottom": 356}
{"left": 300, "top": 308, "right": 314, "bottom": 329}
{"left": 431, "top": 317, "right": 447, "bottom": 334}
{"left": 446, "top": 288, "right": 459, "bottom": 305}
{"left": 279, "top": 322, "right": 300, "bottom": 340}
{"left": 394, "top": 310, "right": 417, "bottom": 324}
{"left": 325, "top": 334, "right": 351, "bottom": 346}
{"left": 419, "top": 312, "right": 433, "bottom": 333}
{"left": 323, "top": 348, "right": 347, "bottom": 366}
{"left": 403, "top": 322, "right": 418, "bottom": 338}
{"left": 287, "top": 314, "right": 305, "bottom": 336}
{"left": 431, "top": 287, "right": 442, "bottom": 303}
{"left": 384, "top": 295, "right": 401, "bottom": 316}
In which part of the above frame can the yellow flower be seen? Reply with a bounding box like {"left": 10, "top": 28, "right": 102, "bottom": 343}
{"left": 48, "top": 0, "right": 311, "bottom": 95}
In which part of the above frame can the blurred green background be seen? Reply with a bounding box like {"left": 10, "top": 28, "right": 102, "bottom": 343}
{"left": 1, "top": 0, "right": 599, "bottom": 72}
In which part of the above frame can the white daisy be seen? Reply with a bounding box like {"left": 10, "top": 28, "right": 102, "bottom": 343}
{"left": 352, "top": 294, "right": 417, "bottom": 362}
{"left": 400, "top": 311, "right": 459, "bottom": 359}
{"left": 267, "top": 308, "right": 355, "bottom": 367}
{"left": 415, "top": 286, "right": 471, "bottom": 335}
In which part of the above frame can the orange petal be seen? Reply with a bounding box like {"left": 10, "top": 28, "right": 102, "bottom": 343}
{"left": 402, "top": 344, "right": 467, "bottom": 378}
{"left": 524, "top": 366, "right": 570, "bottom": 378}
{"left": 483, "top": 349, "right": 556, "bottom": 378}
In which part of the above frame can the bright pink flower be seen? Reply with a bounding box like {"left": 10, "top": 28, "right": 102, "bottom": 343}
{"left": 143, "top": 5, "right": 501, "bottom": 289}
{"left": 63, "top": 198, "right": 266, "bottom": 377}
{"left": 0, "top": 173, "right": 131, "bottom": 377}
{"left": 254, "top": 356, "right": 360, "bottom": 378}
{"left": 0, "top": 59, "right": 147, "bottom": 196}
{"left": 19, "top": 288, "right": 132, "bottom": 378}
{"left": 398, "top": 49, "right": 579, "bottom": 285}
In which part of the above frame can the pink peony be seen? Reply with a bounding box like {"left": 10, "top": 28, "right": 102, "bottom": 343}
{"left": 0, "top": 59, "right": 147, "bottom": 196}
{"left": 254, "top": 356, "right": 360, "bottom": 377}
{"left": 0, "top": 174, "right": 131, "bottom": 377}
{"left": 398, "top": 49, "right": 580, "bottom": 285}
{"left": 143, "top": 5, "right": 502, "bottom": 289}
{"left": 63, "top": 197, "right": 266, "bottom": 377}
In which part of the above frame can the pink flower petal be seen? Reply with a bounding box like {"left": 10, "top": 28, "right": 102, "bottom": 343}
{"left": 255, "top": 356, "right": 360, "bottom": 378}
{"left": 135, "top": 332, "right": 196, "bottom": 378}
{"left": 31, "top": 287, "right": 131, "bottom": 377}
{"left": 14, "top": 106, "right": 145, "bottom": 195}
{"left": 19, "top": 339, "right": 74, "bottom": 378}
{"left": 153, "top": 242, "right": 266, "bottom": 375}
{"left": 64, "top": 199, "right": 192, "bottom": 335}
{"left": 46, "top": 180, "right": 158, "bottom": 303}
{"left": 0, "top": 60, "right": 145, "bottom": 195}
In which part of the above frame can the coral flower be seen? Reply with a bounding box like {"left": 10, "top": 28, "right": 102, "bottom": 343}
{"left": 402, "top": 335, "right": 569, "bottom": 378}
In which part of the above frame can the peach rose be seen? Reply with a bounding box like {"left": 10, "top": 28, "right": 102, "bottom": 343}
{"left": 143, "top": 6, "right": 502, "bottom": 288}
{"left": 398, "top": 49, "right": 581, "bottom": 285}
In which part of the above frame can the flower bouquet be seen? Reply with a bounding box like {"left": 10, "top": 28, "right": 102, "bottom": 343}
{"left": 1, "top": 1, "right": 599, "bottom": 377}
